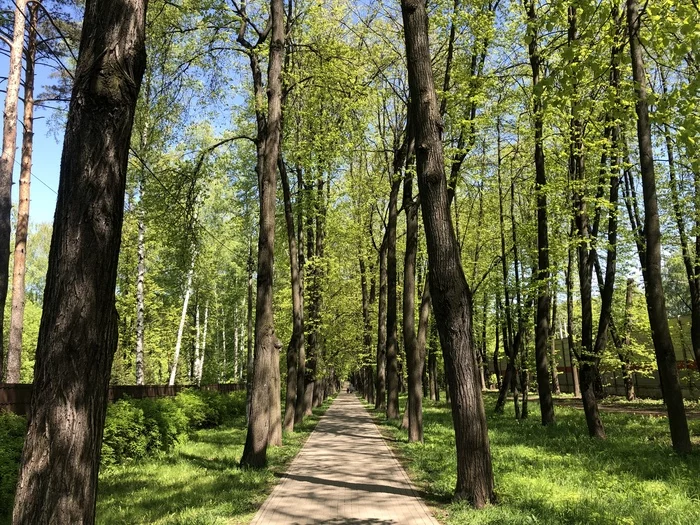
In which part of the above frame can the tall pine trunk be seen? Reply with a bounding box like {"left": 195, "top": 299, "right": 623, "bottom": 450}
{"left": 401, "top": 0, "right": 495, "bottom": 506}
{"left": 0, "top": 0, "right": 27, "bottom": 379}
{"left": 6, "top": 3, "right": 38, "bottom": 383}
{"left": 12, "top": 0, "right": 147, "bottom": 520}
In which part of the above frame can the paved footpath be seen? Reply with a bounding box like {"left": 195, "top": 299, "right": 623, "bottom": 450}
{"left": 251, "top": 392, "right": 440, "bottom": 525}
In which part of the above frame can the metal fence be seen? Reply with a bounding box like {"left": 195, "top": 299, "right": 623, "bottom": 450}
{"left": 0, "top": 383, "right": 245, "bottom": 416}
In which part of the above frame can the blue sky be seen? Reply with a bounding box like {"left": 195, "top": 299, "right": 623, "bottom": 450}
{"left": 2, "top": 54, "right": 63, "bottom": 226}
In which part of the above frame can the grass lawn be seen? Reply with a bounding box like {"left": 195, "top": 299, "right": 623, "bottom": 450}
{"left": 96, "top": 399, "right": 333, "bottom": 525}
{"left": 371, "top": 392, "right": 700, "bottom": 525}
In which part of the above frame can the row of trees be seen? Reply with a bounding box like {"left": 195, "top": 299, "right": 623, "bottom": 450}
{"left": 1, "top": 0, "right": 698, "bottom": 521}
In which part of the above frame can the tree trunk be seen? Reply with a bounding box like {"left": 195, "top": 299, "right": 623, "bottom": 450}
{"left": 550, "top": 291, "right": 561, "bottom": 394}
{"left": 0, "top": 0, "right": 28, "bottom": 380}
{"left": 280, "top": 157, "right": 302, "bottom": 433}
{"left": 375, "top": 233, "right": 388, "bottom": 410}
{"left": 401, "top": 0, "right": 495, "bottom": 506}
{"left": 621, "top": 278, "right": 636, "bottom": 401}
{"left": 135, "top": 175, "right": 146, "bottom": 385}
{"left": 386, "top": 174, "right": 402, "bottom": 420}
{"left": 525, "top": 0, "right": 555, "bottom": 426}
{"left": 626, "top": 0, "right": 691, "bottom": 454}
{"left": 169, "top": 252, "right": 195, "bottom": 386}
{"left": 294, "top": 165, "right": 307, "bottom": 423}
{"left": 240, "top": 0, "right": 285, "bottom": 468}
{"left": 246, "top": 246, "right": 254, "bottom": 420}
{"left": 566, "top": 241, "right": 581, "bottom": 397}
{"left": 6, "top": 3, "right": 37, "bottom": 383}
{"left": 12, "top": 0, "right": 147, "bottom": 520}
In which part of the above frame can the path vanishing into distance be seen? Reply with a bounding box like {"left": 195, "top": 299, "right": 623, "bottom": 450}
{"left": 251, "top": 392, "right": 440, "bottom": 525}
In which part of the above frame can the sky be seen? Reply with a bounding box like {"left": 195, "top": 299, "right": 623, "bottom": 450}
{"left": 1, "top": 53, "right": 63, "bottom": 227}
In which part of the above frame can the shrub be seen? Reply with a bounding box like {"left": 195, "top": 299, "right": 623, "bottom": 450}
{"left": 173, "top": 390, "right": 210, "bottom": 428}
{"left": 0, "top": 412, "right": 26, "bottom": 521}
{"left": 101, "top": 399, "right": 149, "bottom": 466}
{"left": 137, "top": 397, "right": 189, "bottom": 454}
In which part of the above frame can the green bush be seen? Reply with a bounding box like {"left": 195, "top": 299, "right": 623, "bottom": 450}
{"left": 0, "top": 412, "right": 26, "bottom": 522}
{"left": 101, "top": 400, "right": 149, "bottom": 466}
{"left": 137, "top": 397, "right": 189, "bottom": 453}
{"left": 173, "top": 390, "right": 210, "bottom": 428}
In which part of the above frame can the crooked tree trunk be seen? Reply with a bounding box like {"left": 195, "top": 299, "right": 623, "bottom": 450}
{"left": 627, "top": 0, "right": 690, "bottom": 454}
{"left": 401, "top": 0, "right": 495, "bottom": 506}
{"left": 12, "top": 0, "right": 147, "bottom": 520}
{"left": 6, "top": 3, "right": 38, "bottom": 383}
{"left": 0, "top": 0, "right": 28, "bottom": 379}
{"left": 240, "top": 0, "right": 285, "bottom": 468}
{"left": 525, "top": 0, "right": 555, "bottom": 426}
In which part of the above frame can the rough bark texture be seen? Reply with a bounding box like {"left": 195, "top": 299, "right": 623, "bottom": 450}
{"left": 401, "top": 0, "right": 495, "bottom": 506}
{"left": 6, "top": 3, "right": 38, "bottom": 383}
{"left": 240, "top": 0, "right": 285, "bottom": 467}
{"left": 280, "top": 157, "right": 301, "bottom": 433}
{"left": 294, "top": 166, "right": 307, "bottom": 424}
{"left": 403, "top": 163, "right": 423, "bottom": 441}
{"left": 627, "top": 0, "right": 691, "bottom": 454}
{"left": 11, "top": 0, "right": 147, "bottom": 521}
{"left": 525, "top": 0, "right": 555, "bottom": 426}
{"left": 0, "top": 0, "right": 28, "bottom": 380}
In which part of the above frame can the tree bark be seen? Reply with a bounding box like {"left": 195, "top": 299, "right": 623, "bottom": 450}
{"left": 403, "top": 153, "right": 423, "bottom": 441}
{"left": 294, "top": 166, "right": 307, "bottom": 423}
{"left": 375, "top": 233, "right": 388, "bottom": 410}
{"left": 626, "top": 0, "right": 691, "bottom": 454}
{"left": 241, "top": 0, "right": 285, "bottom": 467}
{"left": 386, "top": 173, "right": 402, "bottom": 420}
{"left": 135, "top": 174, "right": 146, "bottom": 385}
{"left": 12, "top": 0, "right": 147, "bottom": 521}
{"left": 169, "top": 252, "right": 195, "bottom": 386}
{"left": 6, "top": 3, "right": 38, "bottom": 383}
{"left": 401, "top": 0, "right": 495, "bottom": 506}
{"left": 525, "top": 0, "right": 555, "bottom": 426}
{"left": 280, "top": 157, "right": 302, "bottom": 433}
{"left": 0, "top": 0, "right": 28, "bottom": 380}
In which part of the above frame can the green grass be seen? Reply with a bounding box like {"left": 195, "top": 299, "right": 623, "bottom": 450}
{"left": 370, "top": 393, "right": 700, "bottom": 525}
{"left": 96, "top": 399, "right": 334, "bottom": 525}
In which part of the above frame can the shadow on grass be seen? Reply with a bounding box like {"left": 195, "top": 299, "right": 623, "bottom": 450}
{"left": 96, "top": 399, "right": 335, "bottom": 525}
{"left": 373, "top": 393, "right": 700, "bottom": 525}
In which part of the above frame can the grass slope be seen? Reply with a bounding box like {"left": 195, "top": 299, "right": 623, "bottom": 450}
{"left": 373, "top": 393, "right": 700, "bottom": 525}
{"left": 97, "top": 400, "right": 332, "bottom": 524}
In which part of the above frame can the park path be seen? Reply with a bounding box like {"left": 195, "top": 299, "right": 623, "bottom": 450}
{"left": 250, "top": 392, "right": 440, "bottom": 525}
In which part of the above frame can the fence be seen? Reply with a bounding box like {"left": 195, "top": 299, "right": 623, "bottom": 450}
{"left": 0, "top": 383, "right": 245, "bottom": 416}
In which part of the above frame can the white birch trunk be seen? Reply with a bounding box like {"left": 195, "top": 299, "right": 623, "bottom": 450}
{"left": 168, "top": 252, "right": 195, "bottom": 386}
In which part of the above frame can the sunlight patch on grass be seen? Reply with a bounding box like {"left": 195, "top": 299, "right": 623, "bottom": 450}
{"left": 96, "top": 399, "right": 333, "bottom": 524}
{"left": 370, "top": 393, "right": 700, "bottom": 525}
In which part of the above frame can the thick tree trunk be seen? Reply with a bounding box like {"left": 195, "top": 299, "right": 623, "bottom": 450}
{"left": 240, "top": 0, "right": 285, "bottom": 467}
{"left": 401, "top": 0, "right": 495, "bottom": 506}
{"left": 280, "top": 157, "right": 302, "bottom": 433}
{"left": 627, "top": 0, "right": 691, "bottom": 454}
{"left": 525, "top": 0, "right": 555, "bottom": 426}
{"left": 6, "top": 4, "right": 38, "bottom": 383}
{"left": 386, "top": 175, "right": 402, "bottom": 420}
{"left": 12, "top": 0, "right": 147, "bottom": 521}
{"left": 0, "top": 0, "right": 28, "bottom": 379}
{"left": 375, "top": 234, "right": 388, "bottom": 410}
